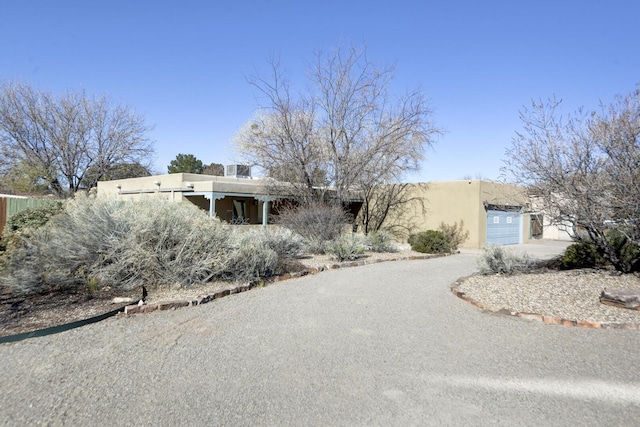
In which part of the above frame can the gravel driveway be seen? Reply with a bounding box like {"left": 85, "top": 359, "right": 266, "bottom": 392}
{"left": 2, "top": 245, "right": 640, "bottom": 426}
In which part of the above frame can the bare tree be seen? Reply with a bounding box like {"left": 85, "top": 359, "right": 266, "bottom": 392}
{"left": 357, "top": 181, "right": 426, "bottom": 236}
{"left": 503, "top": 87, "right": 640, "bottom": 272}
{"left": 0, "top": 81, "right": 154, "bottom": 196}
{"left": 233, "top": 46, "right": 440, "bottom": 229}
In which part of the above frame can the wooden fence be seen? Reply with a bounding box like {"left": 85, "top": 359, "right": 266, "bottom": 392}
{"left": 0, "top": 197, "right": 58, "bottom": 236}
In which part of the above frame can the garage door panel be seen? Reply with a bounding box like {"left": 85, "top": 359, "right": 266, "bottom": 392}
{"left": 487, "top": 210, "right": 521, "bottom": 245}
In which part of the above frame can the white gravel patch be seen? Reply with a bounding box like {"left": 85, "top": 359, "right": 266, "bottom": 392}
{"left": 457, "top": 269, "right": 640, "bottom": 324}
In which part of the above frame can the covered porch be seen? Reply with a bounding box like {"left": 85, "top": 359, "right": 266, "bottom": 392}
{"left": 185, "top": 192, "right": 278, "bottom": 226}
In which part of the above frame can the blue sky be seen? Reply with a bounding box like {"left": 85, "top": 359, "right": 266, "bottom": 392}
{"left": 2, "top": 0, "right": 638, "bottom": 182}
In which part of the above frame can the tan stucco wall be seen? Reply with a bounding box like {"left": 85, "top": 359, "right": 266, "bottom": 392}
{"left": 386, "top": 180, "right": 530, "bottom": 248}
{"left": 97, "top": 174, "right": 531, "bottom": 247}
{"left": 96, "top": 173, "right": 271, "bottom": 200}
{"left": 96, "top": 173, "right": 276, "bottom": 224}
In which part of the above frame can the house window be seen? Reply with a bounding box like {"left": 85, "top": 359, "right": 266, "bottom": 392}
{"left": 493, "top": 216, "right": 499, "bottom": 224}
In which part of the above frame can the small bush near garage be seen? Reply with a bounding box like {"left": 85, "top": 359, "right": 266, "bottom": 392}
{"left": 438, "top": 220, "right": 469, "bottom": 251}
{"left": 560, "top": 242, "right": 600, "bottom": 269}
{"left": 606, "top": 230, "right": 640, "bottom": 273}
{"left": 408, "top": 230, "right": 451, "bottom": 254}
{"left": 477, "top": 245, "right": 533, "bottom": 275}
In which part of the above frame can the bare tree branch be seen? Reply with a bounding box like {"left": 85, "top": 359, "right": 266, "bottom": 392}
{"left": 233, "top": 45, "right": 441, "bottom": 229}
{"left": 0, "top": 81, "right": 155, "bottom": 196}
{"left": 503, "top": 87, "right": 640, "bottom": 272}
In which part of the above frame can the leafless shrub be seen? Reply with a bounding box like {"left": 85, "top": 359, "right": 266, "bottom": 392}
{"left": 438, "top": 220, "right": 469, "bottom": 251}
{"left": 503, "top": 87, "right": 640, "bottom": 272}
{"left": 274, "top": 201, "right": 352, "bottom": 254}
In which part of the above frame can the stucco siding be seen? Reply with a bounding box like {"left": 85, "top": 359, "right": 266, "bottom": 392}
{"left": 383, "top": 180, "right": 530, "bottom": 248}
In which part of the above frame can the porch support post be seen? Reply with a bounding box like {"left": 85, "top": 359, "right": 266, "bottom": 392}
{"left": 204, "top": 192, "right": 226, "bottom": 217}
{"left": 262, "top": 200, "right": 269, "bottom": 226}
{"left": 255, "top": 195, "right": 277, "bottom": 226}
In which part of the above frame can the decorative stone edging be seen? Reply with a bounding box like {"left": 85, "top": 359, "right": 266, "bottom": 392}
{"left": 0, "top": 253, "right": 450, "bottom": 343}
{"left": 124, "top": 253, "right": 448, "bottom": 315}
{"left": 450, "top": 277, "right": 640, "bottom": 330}
{"left": 0, "top": 253, "right": 448, "bottom": 343}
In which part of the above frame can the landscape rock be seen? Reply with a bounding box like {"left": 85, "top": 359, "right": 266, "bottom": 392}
{"left": 124, "top": 304, "right": 158, "bottom": 315}
{"left": 157, "top": 300, "right": 189, "bottom": 311}
{"left": 600, "top": 288, "right": 640, "bottom": 310}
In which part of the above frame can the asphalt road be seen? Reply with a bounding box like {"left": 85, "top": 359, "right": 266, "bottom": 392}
{"left": 2, "top": 245, "right": 640, "bottom": 426}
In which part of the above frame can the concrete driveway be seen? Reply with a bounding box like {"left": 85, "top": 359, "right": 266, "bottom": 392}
{"left": 2, "top": 242, "right": 640, "bottom": 426}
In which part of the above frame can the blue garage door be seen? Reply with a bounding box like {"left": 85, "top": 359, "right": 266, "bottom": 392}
{"left": 486, "top": 209, "right": 521, "bottom": 245}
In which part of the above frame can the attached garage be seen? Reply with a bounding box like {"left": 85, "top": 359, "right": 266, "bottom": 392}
{"left": 486, "top": 206, "right": 523, "bottom": 245}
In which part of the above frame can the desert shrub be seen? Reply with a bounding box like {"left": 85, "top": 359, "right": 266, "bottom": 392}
{"left": 560, "top": 241, "right": 599, "bottom": 269}
{"left": 326, "top": 233, "right": 366, "bottom": 261}
{"left": 222, "top": 232, "right": 280, "bottom": 281}
{"left": 438, "top": 220, "right": 469, "bottom": 251}
{"left": 408, "top": 230, "right": 451, "bottom": 254}
{"left": 3, "top": 201, "right": 65, "bottom": 237}
{"left": 605, "top": 230, "right": 640, "bottom": 273}
{"left": 1, "top": 194, "right": 231, "bottom": 294}
{"left": 257, "top": 227, "right": 306, "bottom": 258}
{"left": 275, "top": 201, "right": 352, "bottom": 254}
{"left": 365, "top": 230, "right": 397, "bottom": 253}
{"left": 219, "top": 226, "right": 305, "bottom": 281}
{"left": 477, "top": 245, "right": 533, "bottom": 275}
{"left": 0, "top": 201, "right": 66, "bottom": 258}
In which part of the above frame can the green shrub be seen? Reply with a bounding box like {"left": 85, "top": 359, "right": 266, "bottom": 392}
{"left": 560, "top": 242, "right": 599, "bottom": 269}
{"left": 3, "top": 201, "right": 65, "bottom": 236}
{"left": 327, "top": 233, "right": 365, "bottom": 261}
{"left": 408, "top": 230, "right": 451, "bottom": 254}
{"left": 560, "top": 232, "right": 640, "bottom": 272}
{"left": 438, "top": 220, "right": 469, "bottom": 251}
{"left": 477, "top": 245, "right": 533, "bottom": 275}
{"left": 605, "top": 230, "right": 640, "bottom": 273}
{"left": 365, "top": 231, "right": 397, "bottom": 253}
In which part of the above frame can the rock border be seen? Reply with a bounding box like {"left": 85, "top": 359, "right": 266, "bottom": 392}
{"left": 451, "top": 276, "right": 640, "bottom": 330}
{"left": 1, "top": 253, "right": 448, "bottom": 343}
{"left": 123, "top": 253, "right": 447, "bottom": 314}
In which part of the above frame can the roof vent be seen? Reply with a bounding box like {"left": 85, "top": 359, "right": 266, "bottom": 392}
{"left": 225, "top": 164, "right": 251, "bottom": 179}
